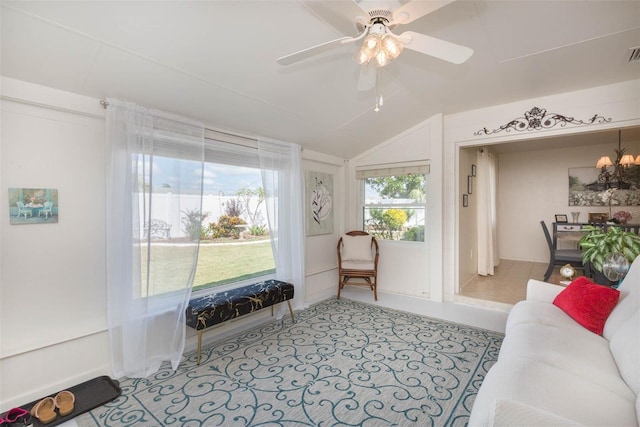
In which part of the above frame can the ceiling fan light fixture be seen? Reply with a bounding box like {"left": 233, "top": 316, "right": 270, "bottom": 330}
{"left": 356, "top": 48, "right": 370, "bottom": 65}
{"left": 381, "top": 34, "right": 403, "bottom": 59}
{"left": 364, "top": 34, "right": 380, "bottom": 50}
{"left": 375, "top": 49, "right": 390, "bottom": 67}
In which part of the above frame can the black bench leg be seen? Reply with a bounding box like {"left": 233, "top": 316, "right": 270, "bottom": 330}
{"left": 197, "top": 330, "right": 203, "bottom": 365}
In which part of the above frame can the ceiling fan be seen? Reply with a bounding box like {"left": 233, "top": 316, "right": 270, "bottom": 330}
{"left": 277, "top": 0, "right": 473, "bottom": 71}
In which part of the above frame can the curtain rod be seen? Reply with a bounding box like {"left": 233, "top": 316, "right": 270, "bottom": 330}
{"left": 100, "top": 98, "right": 259, "bottom": 147}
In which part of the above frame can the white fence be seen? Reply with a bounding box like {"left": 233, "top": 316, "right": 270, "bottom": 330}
{"left": 141, "top": 193, "right": 266, "bottom": 238}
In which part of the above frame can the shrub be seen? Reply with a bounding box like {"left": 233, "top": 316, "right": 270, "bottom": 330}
{"left": 402, "top": 225, "right": 424, "bottom": 242}
{"left": 209, "top": 215, "right": 247, "bottom": 239}
{"left": 181, "top": 209, "right": 209, "bottom": 240}
{"left": 249, "top": 225, "right": 268, "bottom": 236}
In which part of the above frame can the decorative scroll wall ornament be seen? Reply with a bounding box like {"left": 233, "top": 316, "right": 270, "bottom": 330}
{"left": 473, "top": 107, "right": 612, "bottom": 136}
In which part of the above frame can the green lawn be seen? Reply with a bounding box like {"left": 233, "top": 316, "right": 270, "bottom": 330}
{"left": 193, "top": 241, "right": 275, "bottom": 290}
{"left": 142, "top": 240, "right": 275, "bottom": 296}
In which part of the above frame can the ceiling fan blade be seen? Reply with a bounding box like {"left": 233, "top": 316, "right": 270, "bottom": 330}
{"left": 392, "top": 0, "right": 455, "bottom": 25}
{"left": 357, "top": 65, "right": 376, "bottom": 91}
{"left": 277, "top": 36, "right": 358, "bottom": 66}
{"left": 399, "top": 31, "right": 473, "bottom": 64}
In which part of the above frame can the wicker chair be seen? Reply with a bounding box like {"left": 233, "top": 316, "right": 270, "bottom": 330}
{"left": 337, "top": 231, "right": 379, "bottom": 300}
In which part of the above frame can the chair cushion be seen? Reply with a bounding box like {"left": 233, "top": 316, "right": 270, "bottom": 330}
{"left": 341, "top": 234, "right": 373, "bottom": 261}
{"left": 341, "top": 260, "right": 375, "bottom": 270}
{"left": 552, "top": 276, "right": 620, "bottom": 335}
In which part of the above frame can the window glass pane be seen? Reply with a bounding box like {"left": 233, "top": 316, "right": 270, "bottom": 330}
{"left": 363, "top": 174, "right": 427, "bottom": 242}
{"left": 140, "top": 148, "right": 275, "bottom": 296}
{"left": 196, "top": 162, "right": 275, "bottom": 290}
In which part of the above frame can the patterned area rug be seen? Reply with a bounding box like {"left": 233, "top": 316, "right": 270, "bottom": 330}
{"left": 77, "top": 298, "right": 503, "bottom": 426}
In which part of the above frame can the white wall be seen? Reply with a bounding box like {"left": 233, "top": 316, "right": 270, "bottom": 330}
{"left": 347, "top": 115, "right": 444, "bottom": 301}
{"left": 302, "top": 151, "right": 345, "bottom": 304}
{"left": 0, "top": 77, "right": 347, "bottom": 411}
{"left": 444, "top": 79, "right": 640, "bottom": 301}
{"left": 1, "top": 77, "right": 110, "bottom": 409}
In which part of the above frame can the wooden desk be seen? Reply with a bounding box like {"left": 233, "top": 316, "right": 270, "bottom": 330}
{"left": 553, "top": 222, "right": 588, "bottom": 250}
{"left": 553, "top": 222, "right": 640, "bottom": 250}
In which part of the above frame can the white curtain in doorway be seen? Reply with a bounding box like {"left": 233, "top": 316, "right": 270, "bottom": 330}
{"left": 258, "top": 138, "right": 306, "bottom": 311}
{"left": 105, "top": 99, "right": 205, "bottom": 378}
{"left": 477, "top": 149, "right": 499, "bottom": 276}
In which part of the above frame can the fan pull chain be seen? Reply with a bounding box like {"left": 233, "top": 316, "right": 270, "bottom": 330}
{"left": 374, "top": 67, "right": 383, "bottom": 112}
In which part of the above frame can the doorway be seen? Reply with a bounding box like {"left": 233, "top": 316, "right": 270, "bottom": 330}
{"left": 456, "top": 127, "right": 640, "bottom": 306}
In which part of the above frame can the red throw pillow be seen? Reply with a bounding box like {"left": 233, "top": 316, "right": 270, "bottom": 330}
{"left": 553, "top": 276, "right": 620, "bottom": 335}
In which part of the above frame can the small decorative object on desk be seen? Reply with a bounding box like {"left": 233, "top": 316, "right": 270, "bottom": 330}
{"left": 613, "top": 210, "right": 632, "bottom": 224}
{"left": 555, "top": 214, "right": 568, "bottom": 223}
{"left": 571, "top": 212, "right": 580, "bottom": 223}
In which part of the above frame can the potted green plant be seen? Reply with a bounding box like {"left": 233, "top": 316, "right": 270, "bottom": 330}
{"left": 579, "top": 225, "right": 640, "bottom": 284}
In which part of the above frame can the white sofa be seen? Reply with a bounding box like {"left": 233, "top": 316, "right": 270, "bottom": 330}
{"left": 469, "top": 256, "right": 640, "bottom": 426}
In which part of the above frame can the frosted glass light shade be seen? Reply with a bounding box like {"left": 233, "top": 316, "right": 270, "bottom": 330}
{"left": 381, "top": 34, "right": 403, "bottom": 59}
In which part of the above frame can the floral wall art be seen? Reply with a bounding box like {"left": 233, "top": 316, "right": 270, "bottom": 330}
{"left": 9, "top": 187, "right": 59, "bottom": 225}
{"left": 305, "top": 171, "right": 333, "bottom": 236}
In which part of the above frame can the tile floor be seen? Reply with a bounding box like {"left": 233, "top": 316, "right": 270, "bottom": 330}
{"left": 458, "top": 259, "right": 578, "bottom": 305}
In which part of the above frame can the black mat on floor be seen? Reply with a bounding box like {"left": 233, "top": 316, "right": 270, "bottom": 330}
{"left": 4, "top": 376, "right": 121, "bottom": 427}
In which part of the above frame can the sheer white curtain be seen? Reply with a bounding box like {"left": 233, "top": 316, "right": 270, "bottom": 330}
{"left": 105, "top": 99, "right": 205, "bottom": 378}
{"left": 477, "top": 148, "right": 499, "bottom": 276}
{"left": 257, "top": 138, "right": 306, "bottom": 310}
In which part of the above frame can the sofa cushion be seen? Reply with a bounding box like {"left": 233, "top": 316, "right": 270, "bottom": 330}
{"left": 552, "top": 276, "right": 620, "bottom": 335}
{"left": 609, "top": 311, "right": 640, "bottom": 396}
{"left": 341, "top": 234, "right": 373, "bottom": 261}
{"left": 499, "top": 322, "right": 633, "bottom": 400}
{"left": 489, "top": 399, "right": 585, "bottom": 426}
{"left": 506, "top": 300, "right": 593, "bottom": 336}
{"left": 603, "top": 256, "right": 640, "bottom": 340}
{"left": 469, "top": 357, "right": 638, "bottom": 427}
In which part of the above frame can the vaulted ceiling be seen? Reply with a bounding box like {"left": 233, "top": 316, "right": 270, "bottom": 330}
{"left": 2, "top": 1, "right": 639, "bottom": 158}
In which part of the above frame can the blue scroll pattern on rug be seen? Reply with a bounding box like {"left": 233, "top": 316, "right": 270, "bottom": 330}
{"left": 78, "top": 299, "right": 503, "bottom": 426}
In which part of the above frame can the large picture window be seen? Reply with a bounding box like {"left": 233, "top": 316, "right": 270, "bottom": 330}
{"left": 358, "top": 164, "right": 429, "bottom": 242}
{"left": 141, "top": 138, "right": 276, "bottom": 296}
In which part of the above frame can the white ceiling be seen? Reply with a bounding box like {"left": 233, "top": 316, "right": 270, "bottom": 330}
{"left": 2, "top": 0, "right": 639, "bottom": 158}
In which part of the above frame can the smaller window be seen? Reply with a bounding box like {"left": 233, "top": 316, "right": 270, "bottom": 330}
{"left": 360, "top": 168, "right": 428, "bottom": 242}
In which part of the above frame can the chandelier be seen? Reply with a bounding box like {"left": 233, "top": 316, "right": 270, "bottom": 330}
{"left": 596, "top": 130, "right": 640, "bottom": 189}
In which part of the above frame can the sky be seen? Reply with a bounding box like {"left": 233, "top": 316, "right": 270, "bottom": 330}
{"left": 145, "top": 156, "right": 263, "bottom": 195}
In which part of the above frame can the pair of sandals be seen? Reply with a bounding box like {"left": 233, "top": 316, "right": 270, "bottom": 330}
{"left": 29, "top": 390, "right": 75, "bottom": 425}
{"left": 0, "top": 407, "right": 30, "bottom": 425}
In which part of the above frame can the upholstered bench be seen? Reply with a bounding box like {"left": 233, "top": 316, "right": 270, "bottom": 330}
{"left": 186, "top": 280, "right": 295, "bottom": 364}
